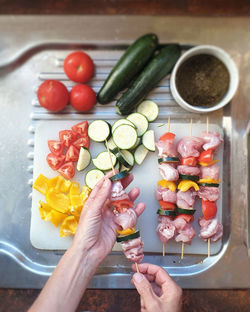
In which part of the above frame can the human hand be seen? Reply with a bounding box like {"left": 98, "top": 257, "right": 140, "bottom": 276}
{"left": 72, "top": 171, "right": 145, "bottom": 265}
{"left": 132, "top": 263, "right": 182, "bottom": 312}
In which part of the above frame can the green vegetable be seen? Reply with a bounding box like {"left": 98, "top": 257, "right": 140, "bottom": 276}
{"left": 116, "top": 230, "right": 140, "bottom": 243}
{"left": 157, "top": 209, "right": 176, "bottom": 216}
{"left": 109, "top": 171, "right": 129, "bottom": 181}
{"left": 176, "top": 207, "right": 196, "bottom": 215}
{"left": 97, "top": 34, "right": 158, "bottom": 104}
{"left": 116, "top": 44, "right": 181, "bottom": 115}
{"left": 158, "top": 157, "right": 180, "bottom": 164}
{"left": 198, "top": 182, "right": 220, "bottom": 187}
{"left": 179, "top": 174, "right": 199, "bottom": 182}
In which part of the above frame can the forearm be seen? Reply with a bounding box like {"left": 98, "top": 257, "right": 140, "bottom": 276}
{"left": 29, "top": 244, "right": 98, "bottom": 312}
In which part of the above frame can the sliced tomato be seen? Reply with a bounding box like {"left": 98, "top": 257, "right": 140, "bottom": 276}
{"left": 201, "top": 200, "right": 217, "bottom": 220}
{"left": 181, "top": 156, "right": 198, "bottom": 166}
{"left": 73, "top": 136, "right": 90, "bottom": 149}
{"left": 159, "top": 200, "right": 176, "bottom": 210}
{"left": 175, "top": 214, "right": 194, "bottom": 223}
{"left": 111, "top": 199, "right": 134, "bottom": 213}
{"left": 198, "top": 149, "right": 213, "bottom": 163}
{"left": 71, "top": 121, "right": 88, "bottom": 137}
{"left": 59, "top": 130, "right": 77, "bottom": 147}
{"left": 48, "top": 140, "right": 64, "bottom": 156}
{"left": 47, "top": 153, "right": 65, "bottom": 170}
{"left": 159, "top": 132, "right": 175, "bottom": 142}
{"left": 65, "top": 145, "right": 80, "bottom": 162}
{"left": 58, "top": 162, "right": 75, "bottom": 180}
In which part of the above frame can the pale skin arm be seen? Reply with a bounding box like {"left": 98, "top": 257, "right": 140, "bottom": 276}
{"left": 29, "top": 173, "right": 145, "bottom": 312}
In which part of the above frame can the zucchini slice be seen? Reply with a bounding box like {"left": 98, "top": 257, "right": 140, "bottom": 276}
{"left": 134, "top": 144, "right": 149, "bottom": 165}
{"left": 176, "top": 207, "right": 196, "bottom": 215}
{"left": 109, "top": 171, "right": 129, "bottom": 181}
{"left": 92, "top": 151, "right": 117, "bottom": 171}
{"left": 157, "top": 209, "right": 176, "bottom": 216}
{"left": 179, "top": 174, "right": 199, "bottom": 182}
{"left": 85, "top": 169, "right": 104, "bottom": 189}
{"left": 88, "top": 120, "right": 111, "bottom": 142}
{"left": 127, "top": 113, "right": 149, "bottom": 137}
{"left": 111, "top": 119, "right": 136, "bottom": 134}
{"left": 116, "top": 230, "right": 140, "bottom": 243}
{"left": 120, "top": 165, "right": 133, "bottom": 172}
{"left": 142, "top": 129, "right": 155, "bottom": 152}
{"left": 198, "top": 182, "right": 220, "bottom": 187}
{"left": 136, "top": 100, "right": 159, "bottom": 122}
{"left": 113, "top": 124, "right": 138, "bottom": 150}
{"left": 77, "top": 147, "right": 91, "bottom": 171}
{"left": 105, "top": 137, "right": 117, "bottom": 152}
{"left": 119, "top": 150, "right": 134, "bottom": 167}
{"left": 158, "top": 157, "right": 180, "bottom": 164}
{"left": 129, "top": 137, "right": 141, "bottom": 150}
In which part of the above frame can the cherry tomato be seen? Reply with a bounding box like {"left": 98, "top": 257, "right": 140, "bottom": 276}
{"left": 175, "top": 214, "right": 194, "bottom": 223}
{"left": 159, "top": 200, "right": 176, "bottom": 210}
{"left": 65, "top": 145, "right": 80, "bottom": 162}
{"left": 59, "top": 130, "right": 77, "bottom": 147}
{"left": 48, "top": 140, "right": 64, "bottom": 156}
{"left": 111, "top": 199, "right": 134, "bottom": 213}
{"left": 198, "top": 149, "right": 213, "bottom": 163}
{"left": 73, "top": 136, "right": 90, "bottom": 150}
{"left": 71, "top": 121, "right": 88, "bottom": 137}
{"left": 63, "top": 51, "right": 94, "bottom": 83}
{"left": 58, "top": 162, "right": 75, "bottom": 180}
{"left": 159, "top": 132, "right": 175, "bottom": 142}
{"left": 201, "top": 200, "right": 217, "bottom": 220}
{"left": 46, "top": 153, "right": 65, "bottom": 170}
{"left": 70, "top": 84, "right": 96, "bottom": 112}
{"left": 37, "top": 80, "right": 69, "bottom": 112}
{"left": 181, "top": 156, "right": 198, "bottom": 166}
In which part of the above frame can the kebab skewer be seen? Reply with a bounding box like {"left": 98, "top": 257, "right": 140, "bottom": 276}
{"left": 197, "top": 118, "right": 223, "bottom": 256}
{"left": 106, "top": 141, "right": 144, "bottom": 271}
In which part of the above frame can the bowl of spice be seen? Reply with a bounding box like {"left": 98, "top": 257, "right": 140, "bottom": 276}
{"left": 170, "top": 45, "right": 239, "bottom": 113}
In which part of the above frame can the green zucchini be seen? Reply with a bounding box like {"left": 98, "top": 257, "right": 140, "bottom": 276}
{"left": 176, "top": 207, "right": 196, "bottom": 215}
{"left": 116, "top": 230, "right": 140, "bottom": 243}
{"left": 157, "top": 209, "right": 176, "bottom": 217}
{"left": 179, "top": 174, "right": 199, "bottom": 182}
{"left": 158, "top": 157, "right": 180, "bottom": 164}
{"left": 198, "top": 182, "right": 220, "bottom": 187}
{"left": 116, "top": 44, "right": 181, "bottom": 115}
{"left": 97, "top": 34, "right": 158, "bottom": 104}
{"left": 109, "top": 171, "right": 129, "bottom": 182}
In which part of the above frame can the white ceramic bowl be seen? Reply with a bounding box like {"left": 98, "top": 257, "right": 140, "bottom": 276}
{"left": 170, "top": 45, "right": 239, "bottom": 113}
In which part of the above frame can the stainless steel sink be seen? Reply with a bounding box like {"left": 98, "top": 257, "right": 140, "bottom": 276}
{"left": 0, "top": 15, "right": 249, "bottom": 289}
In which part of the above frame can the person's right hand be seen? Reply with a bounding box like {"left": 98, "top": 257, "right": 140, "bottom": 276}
{"left": 131, "top": 263, "right": 182, "bottom": 312}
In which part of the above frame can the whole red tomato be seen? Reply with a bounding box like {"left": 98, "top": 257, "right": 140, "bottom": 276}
{"left": 37, "top": 80, "right": 69, "bottom": 112}
{"left": 63, "top": 51, "right": 94, "bottom": 83}
{"left": 70, "top": 84, "right": 96, "bottom": 112}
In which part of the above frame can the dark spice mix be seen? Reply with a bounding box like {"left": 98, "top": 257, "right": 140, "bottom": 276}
{"left": 176, "top": 54, "right": 230, "bottom": 107}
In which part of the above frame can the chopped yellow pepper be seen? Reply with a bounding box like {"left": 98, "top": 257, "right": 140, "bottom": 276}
{"left": 46, "top": 189, "right": 70, "bottom": 213}
{"left": 80, "top": 186, "right": 91, "bottom": 203}
{"left": 116, "top": 226, "right": 136, "bottom": 236}
{"left": 157, "top": 179, "right": 176, "bottom": 192}
{"left": 38, "top": 201, "right": 52, "bottom": 219}
{"left": 178, "top": 180, "right": 199, "bottom": 192}
{"left": 199, "top": 159, "right": 219, "bottom": 167}
{"left": 45, "top": 210, "right": 66, "bottom": 227}
{"left": 48, "top": 176, "right": 72, "bottom": 193}
{"left": 70, "top": 182, "right": 80, "bottom": 196}
{"left": 33, "top": 174, "right": 49, "bottom": 195}
{"left": 60, "top": 216, "right": 78, "bottom": 237}
{"left": 198, "top": 178, "right": 221, "bottom": 184}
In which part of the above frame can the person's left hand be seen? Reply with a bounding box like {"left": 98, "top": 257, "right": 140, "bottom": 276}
{"left": 72, "top": 171, "right": 145, "bottom": 265}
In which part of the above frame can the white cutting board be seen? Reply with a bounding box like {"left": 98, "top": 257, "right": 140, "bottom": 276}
{"left": 31, "top": 120, "right": 223, "bottom": 255}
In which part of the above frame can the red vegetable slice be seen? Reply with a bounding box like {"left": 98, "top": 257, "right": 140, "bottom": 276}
{"left": 48, "top": 140, "right": 64, "bottom": 156}
{"left": 73, "top": 136, "right": 90, "bottom": 150}
{"left": 46, "top": 153, "right": 65, "bottom": 170}
{"left": 111, "top": 199, "right": 134, "bottom": 213}
{"left": 159, "top": 200, "right": 176, "bottom": 210}
{"left": 201, "top": 199, "right": 217, "bottom": 220}
{"left": 175, "top": 214, "right": 194, "bottom": 223}
{"left": 71, "top": 121, "right": 89, "bottom": 137}
{"left": 59, "top": 130, "right": 77, "bottom": 147}
{"left": 159, "top": 132, "right": 175, "bottom": 142}
{"left": 58, "top": 162, "right": 75, "bottom": 180}
{"left": 65, "top": 145, "right": 80, "bottom": 162}
{"left": 198, "top": 149, "right": 213, "bottom": 163}
{"left": 181, "top": 156, "right": 198, "bottom": 166}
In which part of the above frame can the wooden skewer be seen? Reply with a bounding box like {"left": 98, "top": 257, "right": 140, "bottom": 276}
{"left": 167, "top": 116, "right": 171, "bottom": 132}
{"left": 181, "top": 241, "right": 184, "bottom": 259}
{"left": 163, "top": 243, "right": 165, "bottom": 257}
{"left": 105, "top": 139, "right": 116, "bottom": 175}
{"left": 206, "top": 116, "right": 209, "bottom": 134}
{"left": 135, "top": 262, "right": 139, "bottom": 273}
{"left": 190, "top": 118, "right": 193, "bottom": 137}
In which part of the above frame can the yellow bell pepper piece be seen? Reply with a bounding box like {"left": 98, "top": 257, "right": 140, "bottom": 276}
{"left": 116, "top": 226, "right": 136, "bottom": 236}
{"left": 48, "top": 176, "right": 72, "bottom": 193}
{"left": 198, "top": 178, "right": 221, "bottom": 184}
{"left": 199, "top": 159, "right": 219, "bottom": 167}
{"left": 45, "top": 209, "right": 66, "bottom": 227}
{"left": 38, "top": 201, "right": 52, "bottom": 219}
{"left": 178, "top": 180, "right": 199, "bottom": 192}
{"left": 60, "top": 216, "right": 78, "bottom": 237}
{"left": 46, "top": 189, "right": 70, "bottom": 213}
{"left": 33, "top": 174, "right": 49, "bottom": 195}
{"left": 80, "top": 186, "right": 91, "bottom": 204}
{"left": 157, "top": 179, "right": 176, "bottom": 192}
{"left": 70, "top": 182, "right": 80, "bottom": 196}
